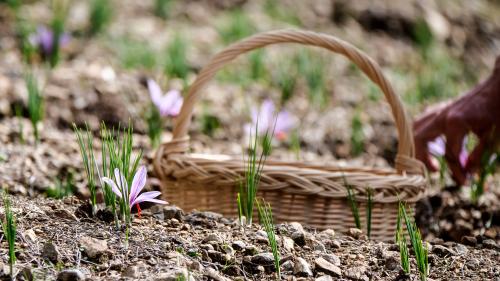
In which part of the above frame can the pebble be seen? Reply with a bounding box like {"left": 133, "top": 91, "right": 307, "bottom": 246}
{"left": 281, "top": 260, "right": 294, "bottom": 272}
{"left": 321, "top": 253, "right": 341, "bottom": 266}
{"left": 348, "top": 228, "right": 363, "bottom": 239}
{"left": 42, "top": 242, "right": 60, "bottom": 263}
{"left": 289, "top": 222, "right": 304, "bottom": 233}
{"left": 231, "top": 240, "right": 246, "bottom": 251}
{"left": 23, "top": 229, "right": 37, "bottom": 244}
{"left": 53, "top": 209, "right": 78, "bottom": 221}
{"left": 482, "top": 239, "right": 498, "bottom": 250}
{"left": 461, "top": 236, "right": 477, "bottom": 246}
{"left": 122, "top": 265, "right": 140, "bottom": 278}
{"left": 79, "top": 236, "right": 108, "bottom": 259}
{"left": 203, "top": 233, "right": 222, "bottom": 244}
{"left": 331, "top": 239, "right": 341, "bottom": 249}
{"left": 315, "top": 257, "right": 342, "bottom": 277}
{"left": 454, "top": 244, "right": 468, "bottom": 255}
{"left": 251, "top": 252, "right": 274, "bottom": 265}
{"left": 315, "top": 276, "right": 333, "bottom": 281}
{"left": 344, "top": 266, "right": 368, "bottom": 281}
{"left": 56, "top": 269, "right": 85, "bottom": 281}
{"left": 293, "top": 257, "right": 313, "bottom": 277}
{"left": 291, "top": 230, "right": 306, "bottom": 246}
{"left": 432, "top": 245, "right": 456, "bottom": 257}
{"left": 283, "top": 237, "right": 295, "bottom": 252}
{"left": 313, "top": 241, "right": 326, "bottom": 252}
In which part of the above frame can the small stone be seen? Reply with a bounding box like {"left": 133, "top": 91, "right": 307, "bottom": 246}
{"left": 155, "top": 268, "right": 193, "bottom": 281}
{"left": 321, "top": 254, "right": 341, "bottom": 266}
{"left": 382, "top": 251, "right": 400, "bottom": 271}
{"left": 122, "top": 266, "right": 140, "bottom": 278}
{"left": 293, "top": 257, "right": 313, "bottom": 277}
{"left": 188, "top": 260, "right": 203, "bottom": 271}
{"left": 291, "top": 231, "right": 306, "bottom": 246}
{"left": 348, "top": 228, "right": 363, "bottom": 239}
{"left": 42, "top": 242, "right": 60, "bottom": 263}
{"left": 319, "top": 229, "right": 335, "bottom": 240}
{"left": 53, "top": 209, "right": 78, "bottom": 221}
{"left": 208, "top": 250, "right": 231, "bottom": 264}
{"left": 283, "top": 237, "right": 294, "bottom": 252}
{"left": 454, "top": 244, "right": 468, "bottom": 255}
{"left": 313, "top": 241, "right": 326, "bottom": 252}
{"left": 482, "top": 239, "right": 498, "bottom": 250}
{"left": 232, "top": 240, "right": 246, "bottom": 251}
{"left": 331, "top": 240, "right": 341, "bottom": 249}
{"left": 256, "top": 230, "right": 269, "bottom": 243}
{"left": 163, "top": 206, "right": 184, "bottom": 220}
{"left": 289, "top": 222, "right": 304, "bottom": 233}
{"left": 251, "top": 252, "right": 274, "bottom": 265}
{"left": 79, "top": 236, "right": 108, "bottom": 259}
{"left": 23, "top": 229, "right": 37, "bottom": 244}
{"left": 281, "top": 260, "right": 294, "bottom": 272}
{"left": 315, "top": 257, "right": 342, "bottom": 277}
{"left": 203, "top": 233, "right": 222, "bottom": 244}
{"left": 461, "top": 236, "right": 477, "bottom": 246}
{"left": 204, "top": 267, "right": 231, "bottom": 281}
{"left": 315, "top": 276, "right": 333, "bottom": 281}
{"left": 432, "top": 245, "right": 456, "bottom": 257}
{"left": 345, "top": 266, "right": 368, "bottom": 281}
{"left": 56, "top": 269, "right": 85, "bottom": 281}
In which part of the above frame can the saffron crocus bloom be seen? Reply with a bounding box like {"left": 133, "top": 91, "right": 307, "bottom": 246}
{"left": 29, "top": 25, "right": 70, "bottom": 58}
{"left": 102, "top": 166, "right": 167, "bottom": 211}
{"left": 147, "top": 79, "right": 183, "bottom": 117}
{"left": 428, "top": 136, "right": 468, "bottom": 168}
{"left": 245, "top": 99, "right": 296, "bottom": 140}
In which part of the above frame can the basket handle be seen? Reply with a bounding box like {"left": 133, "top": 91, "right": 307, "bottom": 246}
{"left": 162, "top": 29, "right": 425, "bottom": 175}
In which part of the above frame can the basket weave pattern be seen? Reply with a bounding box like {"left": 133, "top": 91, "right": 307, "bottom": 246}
{"left": 154, "top": 30, "right": 428, "bottom": 241}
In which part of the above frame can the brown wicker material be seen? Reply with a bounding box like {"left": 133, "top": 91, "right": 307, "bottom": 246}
{"left": 154, "top": 29, "right": 428, "bottom": 241}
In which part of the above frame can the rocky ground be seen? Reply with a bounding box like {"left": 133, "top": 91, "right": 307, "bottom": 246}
{"left": 0, "top": 196, "right": 498, "bottom": 281}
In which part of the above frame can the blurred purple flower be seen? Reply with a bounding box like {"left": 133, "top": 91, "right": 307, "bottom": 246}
{"left": 428, "top": 136, "right": 468, "bottom": 168}
{"left": 245, "top": 99, "right": 296, "bottom": 140}
{"left": 29, "top": 25, "right": 70, "bottom": 57}
{"left": 147, "top": 79, "right": 183, "bottom": 117}
{"left": 102, "top": 166, "right": 167, "bottom": 211}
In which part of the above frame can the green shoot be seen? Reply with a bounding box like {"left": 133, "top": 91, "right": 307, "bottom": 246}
{"left": 200, "top": 109, "right": 220, "bottom": 137}
{"left": 73, "top": 123, "right": 98, "bottom": 214}
{"left": 16, "top": 19, "right": 36, "bottom": 64}
{"left": 249, "top": 50, "right": 267, "bottom": 82}
{"left": 366, "top": 188, "right": 373, "bottom": 239}
{"left": 471, "top": 152, "right": 497, "bottom": 204}
{"left": 263, "top": 0, "right": 301, "bottom": 25}
{"left": 165, "top": 34, "right": 189, "bottom": 82}
{"left": 145, "top": 103, "right": 163, "bottom": 148}
{"left": 256, "top": 199, "right": 280, "bottom": 280}
{"left": 49, "top": 0, "right": 68, "bottom": 68}
{"left": 46, "top": 172, "right": 75, "bottom": 199}
{"left": 88, "top": 0, "right": 113, "bottom": 36}
{"left": 344, "top": 177, "right": 361, "bottom": 229}
{"left": 350, "top": 111, "right": 364, "bottom": 156}
{"left": 154, "top": 0, "right": 173, "bottom": 19}
{"left": 294, "top": 50, "right": 327, "bottom": 107}
{"left": 1, "top": 0, "right": 21, "bottom": 10}
{"left": 275, "top": 59, "right": 297, "bottom": 105}
{"left": 14, "top": 104, "right": 24, "bottom": 144}
{"left": 25, "top": 72, "right": 44, "bottom": 143}
{"left": 237, "top": 122, "right": 273, "bottom": 225}
{"left": 1, "top": 191, "right": 17, "bottom": 278}
{"left": 115, "top": 37, "right": 158, "bottom": 70}
{"left": 290, "top": 129, "right": 301, "bottom": 160}
{"left": 399, "top": 202, "right": 429, "bottom": 281}
{"left": 395, "top": 209, "right": 410, "bottom": 274}
{"left": 218, "top": 9, "right": 255, "bottom": 44}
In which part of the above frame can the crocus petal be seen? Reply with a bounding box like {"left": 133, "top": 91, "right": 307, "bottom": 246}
{"left": 114, "top": 168, "right": 128, "bottom": 198}
{"left": 428, "top": 136, "right": 446, "bottom": 157}
{"left": 38, "top": 26, "right": 54, "bottom": 55}
{"left": 259, "top": 99, "right": 275, "bottom": 133}
{"left": 168, "top": 95, "right": 184, "bottom": 116}
{"left": 101, "top": 177, "right": 122, "bottom": 198}
{"left": 131, "top": 191, "right": 166, "bottom": 206}
{"left": 159, "top": 90, "right": 183, "bottom": 117}
{"left": 147, "top": 79, "right": 163, "bottom": 108}
{"left": 459, "top": 149, "right": 468, "bottom": 169}
{"left": 275, "top": 110, "right": 296, "bottom": 135}
{"left": 129, "top": 166, "right": 147, "bottom": 204}
{"left": 59, "top": 32, "right": 71, "bottom": 47}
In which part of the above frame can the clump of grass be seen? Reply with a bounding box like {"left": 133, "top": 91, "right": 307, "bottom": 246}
{"left": 218, "top": 9, "right": 255, "bottom": 44}
{"left": 398, "top": 202, "right": 429, "bottom": 281}
{"left": 1, "top": 0, "right": 21, "bottom": 10}
{"left": 46, "top": 172, "right": 75, "bottom": 199}
{"left": 249, "top": 50, "right": 267, "bottom": 82}
{"left": 49, "top": 0, "right": 68, "bottom": 68}
{"left": 471, "top": 151, "right": 497, "bottom": 204}
{"left": 145, "top": 103, "right": 163, "bottom": 148}
{"left": 263, "top": 0, "right": 300, "bottom": 25}
{"left": 237, "top": 123, "right": 273, "bottom": 225}
{"left": 73, "top": 123, "right": 98, "bottom": 214}
{"left": 14, "top": 104, "right": 24, "bottom": 144}
{"left": 345, "top": 183, "right": 361, "bottom": 229}
{"left": 154, "top": 0, "right": 173, "bottom": 19}
{"left": 275, "top": 59, "right": 297, "bottom": 105}
{"left": 350, "top": 111, "right": 364, "bottom": 156}
{"left": 294, "top": 50, "right": 327, "bottom": 107}
{"left": 165, "top": 34, "right": 189, "bottom": 81}
{"left": 200, "top": 109, "right": 220, "bottom": 137}
{"left": 115, "top": 37, "right": 158, "bottom": 70}
{"left": 256, "top": 199, "right": 280, "bottom": 279}
{"left": 1, "top": 191, "right": 17, "bottom": 279}
{"left": 395, "top": 209, "right": 410, "bottom": 274}
{"left": 88, "top": 0, "right": 113, "bottom": 36}
{"left": 25, "top": 72, "right": 44, "bottom": 143}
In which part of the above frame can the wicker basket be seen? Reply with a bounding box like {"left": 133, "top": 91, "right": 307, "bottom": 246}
{"left": 153, "top": 29, "right": 428, "bottom": 241}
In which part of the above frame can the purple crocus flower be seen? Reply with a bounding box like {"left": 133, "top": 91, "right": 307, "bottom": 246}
{"left": 29, "top": 25, "right": 70, "bottom": 58}
{"left": 245, "top": 99, "right": 296, "bottom": 141}
{"left": 428, "top": 136, "right": 468, "bottom": 168}
{"left": 102, "top": 166, "right": 167, "bottom": 212}
{"left": 147, "top": 79, "right": 183, "bottom": 117}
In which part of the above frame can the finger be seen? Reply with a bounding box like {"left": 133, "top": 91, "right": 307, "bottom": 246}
{"left": 444, "top": 122, "right": 467, "bottom": 185}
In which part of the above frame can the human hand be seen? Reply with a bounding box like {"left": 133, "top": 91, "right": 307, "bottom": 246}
{"left": 413, "top": 56, "right": 500, "bottom": 185}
